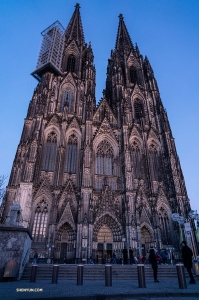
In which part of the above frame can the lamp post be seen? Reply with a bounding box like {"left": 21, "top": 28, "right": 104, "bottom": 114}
{"left": 46, "top": 243, "right": 55, "bottom": 264}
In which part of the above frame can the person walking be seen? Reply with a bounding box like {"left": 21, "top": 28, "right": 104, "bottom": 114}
{"left": 181, "top": 240, "right": 196, "bottom": 284}
{"left": 149, "top": 246, "right": 159, "bottom": 282}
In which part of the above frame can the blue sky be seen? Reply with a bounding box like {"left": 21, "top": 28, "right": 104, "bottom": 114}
{"left": 0, "top": 0, "right": 199, "bottom": 215}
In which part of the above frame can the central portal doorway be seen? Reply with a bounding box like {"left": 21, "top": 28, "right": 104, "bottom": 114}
{"left": 97, "top": 225, "right": 113, "bottom": 263}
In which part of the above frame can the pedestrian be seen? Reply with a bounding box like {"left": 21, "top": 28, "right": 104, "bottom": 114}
{"left": 142, "top": 255, "right": 146, "bottom": 264}
{"left": 33, "top": 251, "right": 38, "bottom": 264}
{"left": 129, "top": 247, "right": 133, "bottom": 264}
{"left": 112, "top": 251, "right": 116, "bottom": 264}
{"left": 122, "top": 246, "right": 128, "bottom": 264}
{"left": 181, "top": 240, "right": 196, "bottom": 284}
{"left": 149, "top": 246, "right": 159, "bottom": 282}
{"left": 89, "top": 255, "right": 94, "bottom": 264}
{"left": 160, "top": 249, "right": 168, "bottom": 264}
{"left": 134, "top": 256, "right": 138, "bottom": 264}
{"left": 155, "top": 252, "right": 161, "bottom": 264}
{"left": 104, "top": 251, "right": 108, "bottom": 264}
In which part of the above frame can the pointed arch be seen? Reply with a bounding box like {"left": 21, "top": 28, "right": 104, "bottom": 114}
{"left": 67, "top": 54, "right": 76, "bottom": 72}
{"left": 148, "top": 140, "right": 161, "bottom": 181}
{"left": 158, "top": 205, "right": 171, "bottom": 245}
{"left": 65, "top": 133, "right": 78, "bottom": 173}
{"left": 93, "top": 214, "right": 122, "bottom": 242}
{"left": 130, "top": 139, "right": 142, "bottom": 179}
{"left": 134, "top": 98, "right": 144, "bottom": 124}
{"left": 43, "top": 131, "right": 57, "bottom": 171}
{"left": 61, "top": 84, "right": 74, "bottom": 113}
{"left": 140, "top": 223, "right": 154, "bottom": 251}
{"left": 96, "top": 140, "right": 113, "bottom": 175}
{"left": 32, "top": 198, "right": 49, "bottom": 242}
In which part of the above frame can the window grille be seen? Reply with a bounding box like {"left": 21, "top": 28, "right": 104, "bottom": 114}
{"left": 43, "top": 132, "right": 57, "bottom": 171}
{"left": 134, "top": 99, "right": 143, "bottom": 124}
{"left": 65, "top": 134, "right": 78, "bottom": 173}
{"left": 67, "top": 55, "right": 75, "bottom": 72}
{"left": 32, "top": 199, "right": 48, "bottom": 242}
{"left": 96, "top": 140, "right": 113, "bottom": 175}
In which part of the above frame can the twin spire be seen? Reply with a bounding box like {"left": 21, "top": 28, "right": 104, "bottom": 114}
{"left": 115, "top": 13, "right": 134, "bottom": 51}
{"left": 64, "top": 3, "right": 85, "bottom": 46}
{"left": 65, "top": 4, "right": 134, "bottom": 51}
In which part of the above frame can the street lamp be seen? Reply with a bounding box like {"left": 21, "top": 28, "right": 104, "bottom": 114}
{"left": 46, "top": 243, "right": 54, "bottom": 264}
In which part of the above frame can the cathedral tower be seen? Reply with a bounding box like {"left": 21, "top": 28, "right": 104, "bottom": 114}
{"left": 1, "top": 4, "right": 196, "bottom": 263}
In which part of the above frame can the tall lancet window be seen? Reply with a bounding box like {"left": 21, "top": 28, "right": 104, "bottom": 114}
{"left": 43, "top": 132, "right": 57, "bottom": 171}
{"left": 67, "top": 55, "right": 75, "bottom": 72}
{"left": 130, "top": 66, "right": 138, "bottom": 84}
{"left": 32, "top": 199, "right": 48, "bottom": 242}
{"left": 149, "top": 142, "right": 160, "bottom": 181}
{"left": 61, "top": 89, "right": 74, "bottom": 113}
{"left": 158, "top": 207, "right": 170, "bottom": 245}
{"left": 131, "top": 140, "right": 141, "bottom": 178}
{"left": 134, "top": 99, "right": 143, "bottom": 124}
{"left": 96, "top": 140, "right": 113, "bottom": 175}
{"left": 65, "top": 134, "right": 78, "bottom": 173}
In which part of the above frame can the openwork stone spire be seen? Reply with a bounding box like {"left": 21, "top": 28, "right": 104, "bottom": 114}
{"left": 115, "top": 14, "right": 134, "bottom": 52}
{"left": 64, "top": 3, "right": 85, "bottom": 46}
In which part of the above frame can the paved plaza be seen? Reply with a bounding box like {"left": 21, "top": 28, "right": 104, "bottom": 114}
{"left": 0, "top": 278, "right": 199, "bottom": 300}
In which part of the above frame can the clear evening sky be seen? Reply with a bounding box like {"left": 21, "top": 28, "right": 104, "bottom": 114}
{"left": 0, "top": 0, "right": 198, "bottom": 215}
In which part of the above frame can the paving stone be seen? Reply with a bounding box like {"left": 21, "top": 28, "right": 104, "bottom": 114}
{"left": 0, "top": 278, "right": 199, "bottom": 300}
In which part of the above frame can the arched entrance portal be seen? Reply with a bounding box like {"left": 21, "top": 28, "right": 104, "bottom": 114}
{"left": 55, "top": 222, "right": 76, "bottom": 263}
{"left": 97, "top": 225, "right": 113, "bottom": 263}
{"left": 141, "top": 225, "right": 153, "bottom": 255}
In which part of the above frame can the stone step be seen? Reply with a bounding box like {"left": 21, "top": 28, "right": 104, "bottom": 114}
{"left": 21, "top": 264, "right": 192, "bottom": 280}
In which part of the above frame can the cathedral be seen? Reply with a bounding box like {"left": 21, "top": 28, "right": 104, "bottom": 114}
{"left": 0, "top": 4, "right": 194, "bottom": 263}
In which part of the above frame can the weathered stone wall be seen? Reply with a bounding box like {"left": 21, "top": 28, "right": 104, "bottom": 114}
{"left": 0, "top": 226, "right": 32, "bottom": 280}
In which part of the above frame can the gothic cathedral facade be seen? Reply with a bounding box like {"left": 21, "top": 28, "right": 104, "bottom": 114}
{"left": 0, "top": 4, "right": 193, "bottom": 262}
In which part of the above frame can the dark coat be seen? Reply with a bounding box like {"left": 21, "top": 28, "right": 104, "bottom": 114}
{"left": 182, "top": 245, "right": 193, "bottom": 268}
{"left": 122, "top": 248, "right": 128, "bottom": 258}
{"left": 149, "top": 249, "right": 158, "bottom": 269}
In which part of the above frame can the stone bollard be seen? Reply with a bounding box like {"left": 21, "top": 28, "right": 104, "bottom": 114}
{"left": 52, "top": 264, "right": 59, "bottom": 284}
{"left": 137, "top": 264, "right": 146, "bottom": 288}
{"left": 105, "top": 264, "right": 112, "bottom": 287}
{"left": 30, "top": 264, "right": 38, "bottom": 282}
{"left": 77, "top": 264, "right": 83, "bottom": 285}
{"left": 176, "top": 263, "right": 187, "bottom": 289}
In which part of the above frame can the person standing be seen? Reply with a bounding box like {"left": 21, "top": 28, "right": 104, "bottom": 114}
{"left": 112, "top": 251, "right": 116, "bottom": 264}
{"left": 122, "top": 246, "right": 128, "bottom": 264}
{"left": 104, "top": 251, "right": 108, "bottom": 264}
{"left": 33, "top": 251, "right": 38, "bottom": 264}
{"left": 181, "top": 240, "right": 196, "bottom": 284}
{"left": 149, "top": 246, "right": 159, "bottom": 282}
{"left": 129, "top": 247, "right": 133, "bottom": 264}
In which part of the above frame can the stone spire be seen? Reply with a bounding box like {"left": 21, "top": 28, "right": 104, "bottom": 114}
{"left": 64, "top": 3, "right": 85, "bottom": 46}
{"left": 115, "top": 14, "right": 134, "bottom": 52}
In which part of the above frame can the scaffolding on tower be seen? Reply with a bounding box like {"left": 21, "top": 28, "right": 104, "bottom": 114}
{"left": 31, "top": 21, "right": 65, "bottom": 80}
